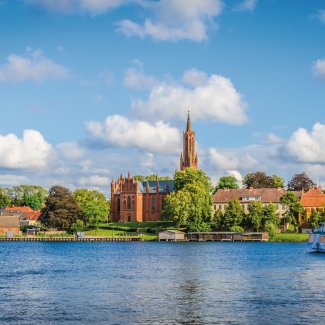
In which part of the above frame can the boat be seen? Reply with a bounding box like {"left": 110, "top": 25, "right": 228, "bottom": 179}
{"left": 309, "top": 222, "right": 325, "bottom": 253}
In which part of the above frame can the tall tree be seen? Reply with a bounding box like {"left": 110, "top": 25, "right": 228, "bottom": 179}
{"left": 213, "top": 176, "right": 239, "bottom": 194}
{"left": 9, "top": 185, "right": 48, "bottom": 209}
{"left": 39, "top": 186, "right": 82, "bottom": 230}
{"left": 272, "top": 175, "right": 285, "bottom": 188}
{"left": 0, "top": 188, "right": 11, "bottom": 208}
{"left": 262, "top": 203, "right": 279, "bottom": 228}
{"left": 74, "top": 189, "right": 109, "bottom": 231}
{"left": 223, "top": 199, "right": 244, "bottom": 231}
{"left": 247, "top": 201, "right": 264, "bottom": 231}
{"left": 243, "top": 172, "right": 275, "bottom": 189}
{"left": 280, "top": 192, "right": 303, "bottom": 232}
{"left": 308, "top": 209, "right": 320, "bottom": 230}
{"left": 287, "top": 172, "right": 316, "bottom": 192}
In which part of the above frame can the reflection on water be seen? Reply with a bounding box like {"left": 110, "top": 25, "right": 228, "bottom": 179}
{"left": 0, "top": 242, "right": 324, "bottom": 324}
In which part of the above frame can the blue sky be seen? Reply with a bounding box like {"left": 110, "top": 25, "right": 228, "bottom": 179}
{"left": 0, "top": 0, "right": 325, "bottom": 194}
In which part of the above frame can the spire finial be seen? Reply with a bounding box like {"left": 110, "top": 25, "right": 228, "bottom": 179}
{"left": 186, "top": 109, "right": 192, "bottom": 132}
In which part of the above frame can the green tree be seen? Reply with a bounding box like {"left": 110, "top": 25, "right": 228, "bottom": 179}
{"left": 272, "top": 175, "right": 285, "bottom": 188}
{"left": 9, "top": 185, "right": 48, "bottom": 209}
{"left": 39, "top": 186, "right": 82, "bottom": 230}
{"left": 213, "top": 176, "right": 239, "bottom": 194}
{"left": 211, "top": 209, "right": 224, "bottom": 231}
{"left": 174, "top": 168, "right": 213, "bottom": 193}
{"left": 223, "top": 199, "right": 244, "bottom": 231}
{"left": 280, "top": 191, "right": 303, "bottom": 231}
{"left": 287, "top": 172, "right": 316, "bottom": 192}
{"left": 247, "top": 201, "right": 264, "bottom": 231}
{"left": 134, "top": 175, "right": 170, "bottom": 182}
{"left": 74, "top": 189, "right": 109, "bottom": 232}
{"left": 308, "top": 209, "right": 320, "bottom": 230}
{"left": 262, "top": 203, "right": 279, "bottom": 229}
{"left": 0, "top": 188, "right": 11, "bottom": 208}
{"left": 71, "top": 220, "right": 85, "bottom": 235}
{"left": 243, "top": 172, "right": 275, "bottom": 189}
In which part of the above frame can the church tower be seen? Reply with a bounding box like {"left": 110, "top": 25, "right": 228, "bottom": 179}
{"left": 180, "top": 111, "right": 198, "bottom": 170}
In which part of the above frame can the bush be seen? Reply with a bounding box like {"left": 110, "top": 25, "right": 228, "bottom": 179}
{"left": 265, "top": 222, "right": 278, "bottom": 237}
{"left": 229, "top": 225, "right": 244, "bottom": 232}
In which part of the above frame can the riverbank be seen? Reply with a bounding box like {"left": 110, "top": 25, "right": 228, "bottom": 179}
{"left": 270, "top": 233, "right": 308, "bottom": 242}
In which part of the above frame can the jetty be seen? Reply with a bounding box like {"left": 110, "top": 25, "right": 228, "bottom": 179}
{"left": 185, "top": 232, "right": 269, "bottom": 242}
{"left": 0, "top": 237, "right": 143, "bottom": 242}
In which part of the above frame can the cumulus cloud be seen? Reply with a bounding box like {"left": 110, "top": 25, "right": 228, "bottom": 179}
{"left": 209, "top": 147, "right": 258, "bottom": 170}
{"left": 285, "top": 123, "right": 325, "bottom": 163}
{"left": 117, "top": 0, "right": 223, "bottom": 42}
{"left": 86, "top": 115, "right": 181, "bottom": 153}
{"left": 132, "top": 69, "right": 247, "bottom": 125}
{"left": 313, "top": 59, "right": 325, "bottom": 79}
{"left": 0, "top": 130, "right": 53, "bottom": 169}
{"left": 25, "top": 0, "right": 129, "bottom": 15}
{"left": 0, "top": 174, "right": 29, "bottom": 186}
{"left": 124, "top": 68, "right": 157, "bottom": 90}
{"left": 235, "top": 0, "right": 257, "bottom": 13}
{"left": 264, "top": 132, "right": 283, "bottom": 145}
{"left": 77, "top": 175, "right": 110, "bottom": 187}
{"left": 0, "top": 49, "right": 68, "bottom": 83}
{"left": 57, "top": 141, "right": 85, "bottom": 159}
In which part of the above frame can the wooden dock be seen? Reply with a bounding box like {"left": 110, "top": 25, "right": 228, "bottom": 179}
{"left": 185, "top": 232, "right": 269, "bottom": 242}
{"left": 0, "top": 237, "right": 143, "bottom": 242}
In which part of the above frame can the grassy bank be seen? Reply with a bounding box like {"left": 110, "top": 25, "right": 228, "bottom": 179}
{"left": 270, "top": 233, "right": 308, "bottom": 242}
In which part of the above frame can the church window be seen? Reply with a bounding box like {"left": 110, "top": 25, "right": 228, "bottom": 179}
{"left": 127, "top": 196, "right": 131, "bottom": 209}
{"left": 123, "top": 201, "right": 126, "bottom": 210}
{"left": 151, "top": 197, "right": 155, "bottom": 211}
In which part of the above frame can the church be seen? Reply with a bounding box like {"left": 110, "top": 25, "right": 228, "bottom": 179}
{"left": 110, "top": 112, "right": 198, "bottom": 222}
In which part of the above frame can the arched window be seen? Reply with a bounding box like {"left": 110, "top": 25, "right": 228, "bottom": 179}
{"left": 127, "top": 196, "right": 131, "bottom": 209}
{"left": 151, "top": 196, "right": 155, "bottom": 211}
{"left": 123, "top": 200, "right": 126, "bottom": 210}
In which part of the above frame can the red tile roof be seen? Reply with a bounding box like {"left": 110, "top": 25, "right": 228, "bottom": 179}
{"left": 4, "top": 206, "right": 41, "bottom": 221}
{"left": 300, "top": 188, "right": 325, "bottom": 208}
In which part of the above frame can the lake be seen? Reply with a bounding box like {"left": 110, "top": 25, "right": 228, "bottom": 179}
{"left": 0, "top": 242, "right": 324, "bottom": 324}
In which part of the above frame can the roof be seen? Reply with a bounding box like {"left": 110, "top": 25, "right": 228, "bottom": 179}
{"left": 5, "top": 206, "right": 34, "bottom": 213}
{"left": 4, "top": 206, "right": 41, "bottom": 221}
{"left": 0, "top": 215, "right": 20, "bottom": 227}
{"left": 301, "top": 187, "right": 325, "bottom": 207}
{"left": 139, "top": 180, "right": 174, "bottom": 194}
{"left": 159, "top": 230, "right": 185, "bottom": 234}
{"left": 213, "top": 188, "right": 286, "bottom": 203}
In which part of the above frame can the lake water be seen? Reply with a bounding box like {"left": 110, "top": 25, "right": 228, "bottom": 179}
{"left": 0, "top": 242, "right": 324, "bottom": 325}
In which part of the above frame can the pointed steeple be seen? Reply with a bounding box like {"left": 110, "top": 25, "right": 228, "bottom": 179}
{"left": 186, "top": 110, "right": 192, "bottom": 132}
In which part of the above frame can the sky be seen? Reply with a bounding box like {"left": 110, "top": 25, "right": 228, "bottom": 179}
{"left": 0, "top": 0, "right": 325, "bottom": 195}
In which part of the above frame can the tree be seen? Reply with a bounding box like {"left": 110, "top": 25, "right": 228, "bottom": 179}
{"left": 280, "top": 191, "right": 303, "bottom": 231}
{"left": 262, "top": 203, "right": 279, "bottom": 229}
{"left": 9, "top": 185, "right": 48, "bottom": 209}
{"left": 73, "top": 189, "right": 109, "bottom": 232}
{"left": 243, "top": 172, "right": 275, "bottom": 189}
{"left": 0, "top": 188, "right": 11, "bottom": 208}
{"left": 174, "top": 168, "right": 213, "bottom": 193}
{"left": 223, "top": 199, "right": 244, "bottom": 231}
{"left": 272, "top": 175, "right": 285, "bottom": 188}
{"left": 71, "top": 220, "right": 85, "bottom": 235}
{"left": 211, "top": 209, "right": 224, "bottom": 231}
{"left": 308, "top": 209, "right": 320, "bottom": 230}
{"left": 39, "top": 186, "right": 82, "bottom": 230}
{"left": 287, "top": 172, "right": 316, "bottom": 192}
{"left": 213, "top": 176, "right": 239, "bottom": 194}
{"left": 134, "top": 175, "right": 170, "bottom": 182}
{"left": 247, "top": 201, "right": 264, "bottom": 231}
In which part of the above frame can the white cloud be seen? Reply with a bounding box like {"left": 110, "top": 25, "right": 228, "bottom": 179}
{"left": 235, "top": 0, "right": 257, "bottom": 13}
{"left": 313, "top": 59, "right": 325, "bottom": 79}
{"left": 124, "top": 68, "right": 157, "bottom": 90}
{"left": 26, "top": 0, "right": 129, "bottom": 15}
{"left": 285, "top": 123, "right": 325, "bottom": 163}
{"left": 0, "top": 130, "right": 53, "bottom": 169}
{"left": 264, "top": 132, "right": 283, "bottom": 145}
{"left": 0, "top": 174, "right": 29, "bottom": 186}
{"left": 132, "top": 69, "right": 247, "bottom": 125}
{"left": 86, "top": 115, "right": 181, "bottom": 153}
{"left": 77, "top": 175, "right": 110, "bottom": 187}
{"left": 57, "top": 141, "right": 85, "bottom": 159}
{"left": 117, "top": 0, "right": 223, "bottom": 42}
{"left": 209, "top": 147, "right": 258, "bottom": 170}
{"left": 0, "top": 49, "right": 68, "bottom": 83}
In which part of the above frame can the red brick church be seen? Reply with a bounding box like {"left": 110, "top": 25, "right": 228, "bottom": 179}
{"left": 110, "top": 112, "right": 198, "bottom": 222}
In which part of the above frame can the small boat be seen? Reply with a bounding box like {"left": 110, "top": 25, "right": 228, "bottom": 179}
{"left": 309, "top": 222, "right": 325, "bottom": 253}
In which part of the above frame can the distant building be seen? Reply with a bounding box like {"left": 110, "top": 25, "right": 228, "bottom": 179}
{"left": 0, "top": 215, "right": 20, "bottom": 236}
{"left": 299, "top": 187, "right": 325, "bottom": 228}
{"left": 158, "top": 230, "right": 185, "bottom": 241}
{"left": 213, "top": 188, "right": 287, "bottom": 217}
{"left": 110, "top": 112, "right": 198, "bottom": 222}
{"left": 4, "top": 206, "right": 41, "bottom": 226}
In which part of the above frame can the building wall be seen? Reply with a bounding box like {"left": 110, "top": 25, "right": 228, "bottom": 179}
{"left": 0, "top": 227, "right": 20, "bottom": 236}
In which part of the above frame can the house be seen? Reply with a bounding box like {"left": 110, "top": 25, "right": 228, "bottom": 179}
{"left": 4, "top": 206, "right": 41, "bottom": 226}
{"left": 158, "top": 230, "right": 185, "bottom": 241}
{"left": 213, "top": 188, "right": 287, "bottom": 218}
{"left": 299, "top": 187, "right": 325, "bottom": 229}
{"left": 0, "top": 215, "right": 20, "bottom": 237}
